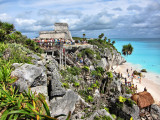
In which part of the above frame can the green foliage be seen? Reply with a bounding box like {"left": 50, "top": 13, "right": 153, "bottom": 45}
{"left": 141, "top": 69, "right": 147, "bottom": 72}
{"left": 0, "top": 61, "right": 13, "bottom": 84}
{"left": 82, "top": 66, "right": 90, "bottom": 72}
{"left": 0, "top": 21, "right": 42, "bottom": 53}
{"left": 106, "top": 72, "right": 113, "bottom": 79}
{"left": 77, "top": 53, "right": 82, "bottom": 58}
{"left": 125, "top": 98, "right": 136, "bottom": 107}
{"left": 78, "top": 90, "right": 88, "bottom": 98}
{"left": 91, "top": 70, "right": 102, "bottom": 78}
{"left": 62, "top": 83, "right": 70, "bottom": 89}
{"left": 119, "top": 96, "right": 127, "bottom": 103}
{"left": 91, "top": 83, "right": 99, "bottom": 89}
{"left": 104, "top": 107, "right": 109, "bottom": 112}
{"left": 112, "top": 41, "right": 115, "bottom": 45}
{"left": 81, "top": 48, "right": 95, "bottom": 59}
{"left": 95, "top": 67, "right": 104, "bottom": 75}
{"left": 98, "top": 33, "right": 104, "bottom": 39}
{"left": 67, "top": 66, "right": 81, "bottom": 76}
{"left": 111, "top": 114, "right": 117, "bottom": 119}
{"left": 125, "top": 87, "right": 134, "bottom": 94}
{"left": 74, "top": 82, "right": 80, "bottom": 87}
{"left": 0, "top": 87, "right": 62, "bottom": 120}
{"left": 95, "top": 51, "right": 101, "bottom": 60}
{"left": 117, "top": 117, "right": 124, "bottom": 120}
{"left": 87, "top": 95, "right": 94, "bottom": 102}
{"left": 122, "top": 43, "right": 133, "bottom": 56}
{"left": 87, "top": 87, "right": 93, "bottom": 91}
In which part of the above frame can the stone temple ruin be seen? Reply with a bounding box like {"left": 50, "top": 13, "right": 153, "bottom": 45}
{"left": 39, "top": 23, "right": 73, "bottom": 40}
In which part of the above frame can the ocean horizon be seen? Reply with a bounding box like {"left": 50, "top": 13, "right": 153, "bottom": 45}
{"left": 112, "top": 38, "right": 160, "bottom": 74}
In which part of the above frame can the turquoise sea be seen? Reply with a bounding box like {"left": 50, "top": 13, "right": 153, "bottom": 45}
{"left": 112, "top": 38, "right": 160, "bottom": 74}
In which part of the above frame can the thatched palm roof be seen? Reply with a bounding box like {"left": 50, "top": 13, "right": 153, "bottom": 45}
{"left": 131, "top": 91, "right": 154, "bottom": 108}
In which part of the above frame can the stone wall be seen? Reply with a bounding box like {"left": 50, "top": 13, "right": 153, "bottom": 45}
{"left": 39, "top": 31, "right": 66, "bottom": 39}
{"left": 39, "top": 23, "right": 73, "bottom": 40}
{"left": 55, "top": 23, "right": 68, "bottom": 31}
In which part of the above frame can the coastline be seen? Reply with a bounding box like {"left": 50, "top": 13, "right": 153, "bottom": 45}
{"left": 114, "top": 62, "right": 160, "bottom": 105}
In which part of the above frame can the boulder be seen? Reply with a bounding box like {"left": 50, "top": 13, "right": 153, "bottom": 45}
{"left": 46, "top": 61, "right": 66, "bottom": 97}
{"left": 50, "top": 90, "right": 79, "bottom": 118}
{"left": 110, "top": 79, "right": 122, "bottom": 94}
{"left": 122, "top": 104, "right": 140, "bottom": 120}
{"left": 11, "top": 63, "right": 47, "bottom": 92}
{"left": 97, "top": 58, "right": 108, "bottom": 70}
{"left": 151, "top": 104, "right": 160, "bottom": 119}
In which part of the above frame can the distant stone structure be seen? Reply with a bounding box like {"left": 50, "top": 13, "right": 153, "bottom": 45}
{"left": 39, "top": 23, "right": 72, "bottom": 40}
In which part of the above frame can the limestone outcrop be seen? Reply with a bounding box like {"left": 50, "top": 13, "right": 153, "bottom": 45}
{"left": 50, "top": 89, "right": 79, "bottom": 118}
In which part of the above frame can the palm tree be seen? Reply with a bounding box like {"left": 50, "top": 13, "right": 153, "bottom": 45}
{"left": 108, "top": 39, "right": 111, "bottom": 43}
{"left": 83, "top": 33, "right": 85, "bottom": 41}
{"left": 104, "top": 37, "right": 107, "bottom": 42}
{"left": 112, "top": 41, "right": 115, "bottom": 45}
{"left": 98, "top": 33, "right": 104, "bottom": 40}
{"left": 122, "top": 43, "right": 133, "bottom": 56}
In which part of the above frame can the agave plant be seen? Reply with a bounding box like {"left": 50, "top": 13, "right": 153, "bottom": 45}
{"left": 0, "top": 86, "right": 70, "bottom": 120}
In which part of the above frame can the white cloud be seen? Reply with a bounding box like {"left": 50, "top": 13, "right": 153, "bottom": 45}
{"left": 0, "top": 13, "right": 12, "bottom": 22}
{"left": 15, "top": 18, "right": 36, "bottom": 26}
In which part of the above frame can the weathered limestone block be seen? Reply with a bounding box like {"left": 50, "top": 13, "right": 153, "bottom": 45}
{"left": 97, "top": 58, "right": 109, "bottom": 70}
{"left": 11, "top": 63, "right": 47, "bottom": 92}
{"left": 46, "top": 60, "right": 65, "bottom": 97}
{"left": 50, "top": 90, "right": 79, "bottom": 118}
{"left": 151, "top": 104, "right": 160, "bottom": 120}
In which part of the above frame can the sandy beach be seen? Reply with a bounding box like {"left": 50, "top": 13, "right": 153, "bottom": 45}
{"left": 114, "top": 62, "right": 160, "bottom": 105}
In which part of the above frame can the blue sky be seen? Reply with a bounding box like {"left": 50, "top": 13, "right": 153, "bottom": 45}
{"left": 0, "top": 0, "right": 160, "bottom": 38}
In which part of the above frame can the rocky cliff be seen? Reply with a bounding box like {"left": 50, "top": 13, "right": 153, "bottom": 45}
{"left": 10, "top": 43, "right": 160, "bottom": 120}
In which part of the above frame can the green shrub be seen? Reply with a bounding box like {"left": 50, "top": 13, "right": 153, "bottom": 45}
{"left": 82, "top": 66, "right": 90, "bottom": 72}
{"left": 74, "top": 82, "right": 80, "bottom": 87}
{"left": 141, "top": 69, "right": 147, "bottom": 72}
{"left": 0, "top": 87, "right": 61, "bottom": 120}
{"left": 87, "top": 87, "right": 93, "bottom": 91}
{"left": 104, "top": 107, "right": 109, "bottom": 112}
{"left": 95, "top": 67, "right": 104, "bottom": 75}
{"left": 67, "top": 66, "right": 81, "bottom": 76}
{"left": 125, "top": 87, "right": 134, "bottom": 94}
{"left": 81, "top": 48, "right": 94, "bottom": 59}
{"left": 102, "top": 116, "right": 112, "bottom": 120}
{"left": 119, "top": 96, "right": 127, "bottom": 103}
{"left": 91, "top": 83, "right": 99, "bottom": 89}
{"left": 95, "top": 52, "right": 101, "bottom": 60}
{"left": 111, "top": 114, "right": 117, "bottom": 119}
{"left": 106, "top": 72, "right": 113, "bottom": 78}
{"left": 125, "top": 98, "right": 136, "bottom": 107}
{"left": 87, "top": 95, "right": 94, "bottom": 102}
{"left": 117, "top": 117, "right": 124, "bottom": 120}
{"left": 78, "top": 90, "right": 88, "bottom": 98}
{"left": 62, "top": 82, "right": 70, "bottom": 89}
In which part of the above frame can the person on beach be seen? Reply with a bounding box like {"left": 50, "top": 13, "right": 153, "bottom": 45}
{"left": 134, "top": 85, "right": 137, "bottom": 93}
{"left": 144, "top": 87, "right": 147, "bottom": 91}
{"left": 126, "top": 68, "right": 128, "bottom": 73}
{"left": 131, "top": 75, "right": 133, "bottom": 83}
{"left": 128, "top": 73, "right": 130, "bottom": 78}
{"left": 125, "top": 78, "right": 127, "bottom": 86}
{"left": 131, "top": 67, "right": 132, "bottom": 71}
{"left": 138, "top": 76, "right": 141, "bottom": 83}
